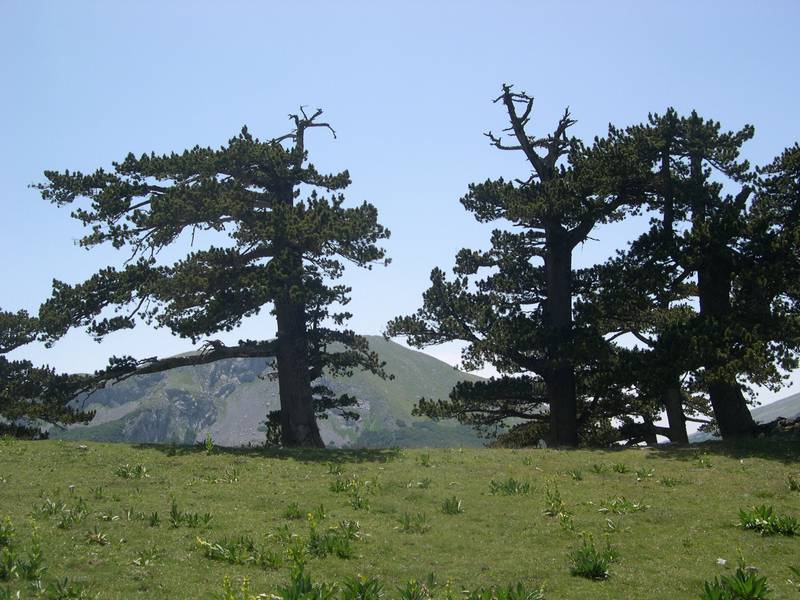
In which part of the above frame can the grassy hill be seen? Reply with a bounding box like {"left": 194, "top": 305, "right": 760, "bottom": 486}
{"left": 0, "top": 439, "right": 798, "bottom": 598}
{"left": 53, "top": 336, "right": 486, "bottom": 449}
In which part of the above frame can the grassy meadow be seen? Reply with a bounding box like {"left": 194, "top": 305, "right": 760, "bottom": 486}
{"left": 0, "top": 438, "right": 798, "bottom": 599}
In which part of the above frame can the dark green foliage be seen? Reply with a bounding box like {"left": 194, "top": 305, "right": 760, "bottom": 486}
{"left": 588, "top": 113, "right": 800, "bottom": 441}
{"left": 0, "top": 310, "right": 94, "bottom": 438}
{"left": 391, "top": 94, "right": 800, "bottom": 446}
{"left": 29, "top": 109, "right": 390, "bottom": 447}
{"left": 388, "top": 85, "right": 652, "bottom": 447}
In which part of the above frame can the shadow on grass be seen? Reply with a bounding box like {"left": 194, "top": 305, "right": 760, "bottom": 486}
{"left": 641, "top": 438, "right": 800, "bottom": 465}
{"left": 130, "top": 442, "right": 403, "bottom": 464}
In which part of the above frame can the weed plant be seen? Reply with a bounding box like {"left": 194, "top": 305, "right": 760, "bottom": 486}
{"left": 489, "top": 478, "right": 530, "bottom": 496}
{"left": 397, "top": 513, "right": 430, "bottom": 534}
{"left": 738, "top": 505, "right": 799, "bottom": 536}
{"left": 569, "top": 535, "right": 616, "bottom": 580}
{"left": 699, "top": 561, "right": 769, "bottom": 600}
{"left": 441, "top": 497, "right": 464, "bottom": 515}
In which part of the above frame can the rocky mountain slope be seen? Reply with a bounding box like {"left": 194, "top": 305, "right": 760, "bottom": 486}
{"left": 54, "top": 336, "right": 486, "bottom": 448}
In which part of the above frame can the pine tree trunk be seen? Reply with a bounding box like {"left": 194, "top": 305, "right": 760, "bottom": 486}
{"left": 544, "top": 236, "right": 578, "bottom": 446}
{"left": 274, "top": 297, "right": 325, "bottom": 448}
{"left": 661, "top": 382, "right": 689, "bottom": 444}
{"left": 708, "top": 381, "right": 756, "bottom": 438}
{"left": 546, "top": 365, "right": 578, "bottom": 446}
{"left": 696, "top": 261, "right": 756, "bottom": 439}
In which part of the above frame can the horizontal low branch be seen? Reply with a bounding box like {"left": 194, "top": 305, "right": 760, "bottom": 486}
{"left": 82, "top": 339, "right": 279, "bottom": 393}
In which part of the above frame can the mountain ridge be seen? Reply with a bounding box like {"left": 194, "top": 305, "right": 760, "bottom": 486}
{"left": 54, "top": 336, "right": 487, "bottom": 448}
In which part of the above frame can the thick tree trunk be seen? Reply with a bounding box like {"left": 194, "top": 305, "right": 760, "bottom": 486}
{"left": 274, "top": 297, "right": 324, "bottom": 448}
{"left": 545, "top": 365, "right": 578, "bottom": 447}
{"left": 661, "top": 379, "right": 689, "bottom": 444}
{"left": 544, "top": 236, "right": 578, "bottom": 446}
{"left": 707, "top": 381, "right": 756, "bottom": 438}
{"left": 696, "top": 258, "right": 756, "bottom": 439}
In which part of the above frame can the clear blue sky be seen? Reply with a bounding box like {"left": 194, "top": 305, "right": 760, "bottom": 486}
{"left": 2, "top": 1, "right": 799, "bottom": 404}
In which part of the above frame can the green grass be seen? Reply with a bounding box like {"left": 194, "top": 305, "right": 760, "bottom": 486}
{"left": 0, "top": 439, "right": 798, "bottom": 598}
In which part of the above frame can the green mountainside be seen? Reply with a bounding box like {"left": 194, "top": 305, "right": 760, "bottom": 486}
{"left": 53, "top": 336, "right": 486, "bottom": 448}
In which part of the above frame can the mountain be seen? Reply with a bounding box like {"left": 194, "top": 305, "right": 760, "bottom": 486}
{"left": 690, "top": 390, "right": 800, "bottom": 442}
{"left": 53, "top": 336, "right": 486, "bottom": 448}
{"left": 749, "top": 391, "right": 800, "bottom": 422}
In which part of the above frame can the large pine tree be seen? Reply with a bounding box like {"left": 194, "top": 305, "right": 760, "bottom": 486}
{"left": 387, "top": 86, "right": 649, "bottom": 446}
{"left": 589, "top": 112, "right": 800, "bottom": 440}
{"left": 33, "top": 109, "right": 389, "bottom": 447}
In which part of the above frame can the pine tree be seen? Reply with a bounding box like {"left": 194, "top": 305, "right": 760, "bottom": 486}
{"left": 0, "top": 310, "right": 93, "bottom": 438}
{"left": 33, "top": 109, "right": 389, "bottom": 447}
{"left": 387, "top": 85, "right": 649, "bottom": 446}
{"left": 593, "top": 112, "right": 799, "bottom": 439}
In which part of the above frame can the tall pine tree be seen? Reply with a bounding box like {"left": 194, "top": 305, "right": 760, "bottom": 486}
{"left": 34, "top": 109, "right": 389, "bottom": 447}
{"left": 387, "top": 85, "right": 649, "bottom": 446}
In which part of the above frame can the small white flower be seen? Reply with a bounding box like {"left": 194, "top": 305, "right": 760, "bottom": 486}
{"left": 716, "top": 558, "right": 727, "bottom": 567}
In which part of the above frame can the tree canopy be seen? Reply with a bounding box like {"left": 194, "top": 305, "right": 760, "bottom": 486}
{"left": 388, "top": 90, "right": 800, "bottom": 447}
{"left": 387, "top": 85, "right": 652, "bottom": 446}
